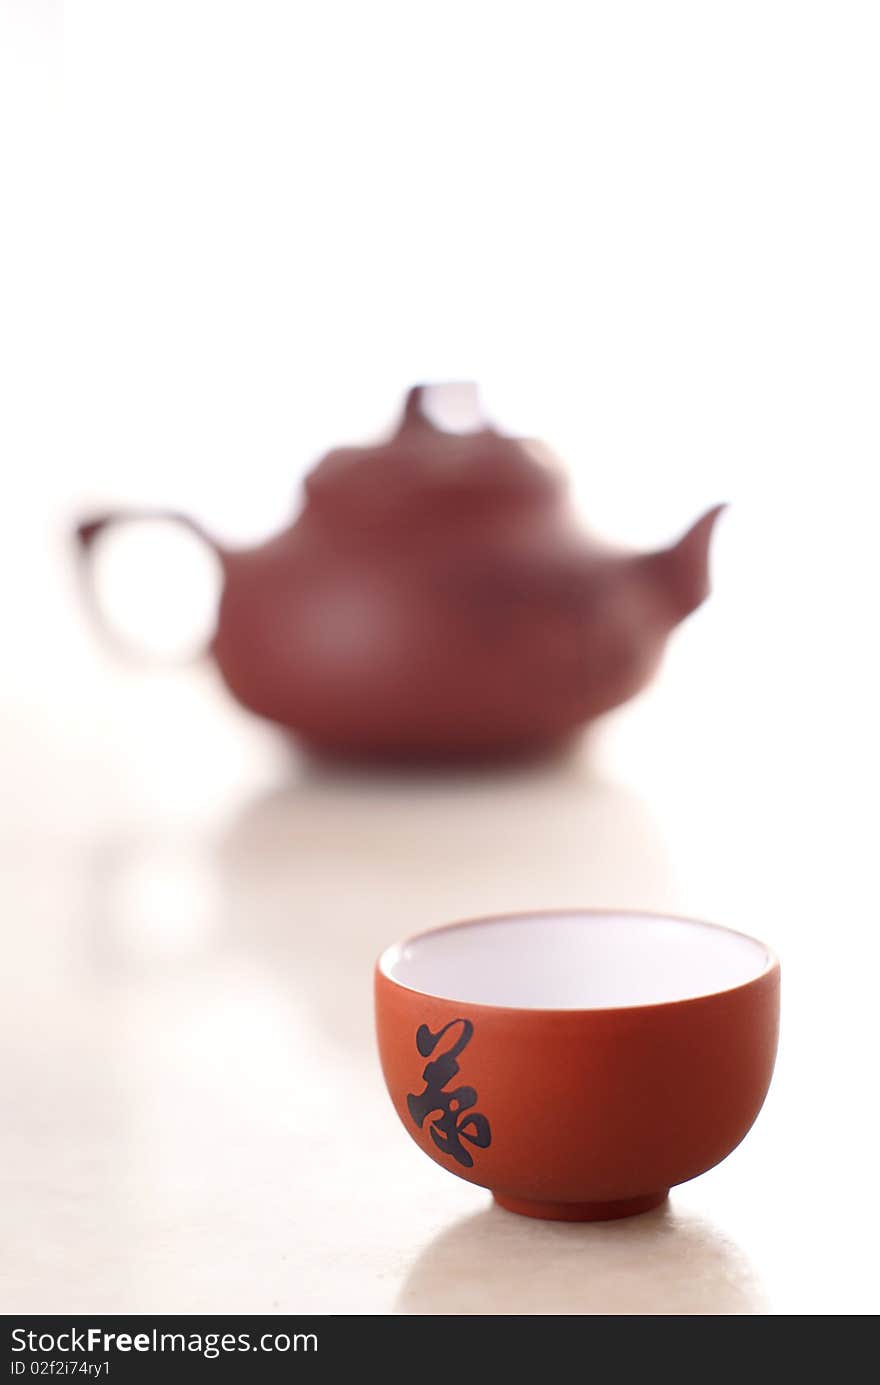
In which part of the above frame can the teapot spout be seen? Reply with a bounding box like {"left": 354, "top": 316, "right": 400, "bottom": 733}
{"left": 643, "top": 504, "right": 727, "bottom": 624}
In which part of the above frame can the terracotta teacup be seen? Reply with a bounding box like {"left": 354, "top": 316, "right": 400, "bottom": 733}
{"left": 375, "top": 910, "right": 780, "bottom": 1221}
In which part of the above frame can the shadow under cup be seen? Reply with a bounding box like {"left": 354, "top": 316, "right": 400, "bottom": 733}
{"left": 375, "top": 910, "right": 780, "bottom": 1221}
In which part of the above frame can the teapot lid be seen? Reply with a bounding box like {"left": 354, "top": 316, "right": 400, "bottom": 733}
{"left": 304, "top": 383, "right": 563, "bottom": 525}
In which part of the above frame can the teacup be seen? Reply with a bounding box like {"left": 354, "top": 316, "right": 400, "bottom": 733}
{"left": 375, "top": 910, "right": 779, "bottom": 1221}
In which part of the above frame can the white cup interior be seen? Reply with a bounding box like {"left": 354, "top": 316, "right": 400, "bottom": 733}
{"left": 379, "top": 911, "right": 774, "bottom": 1010}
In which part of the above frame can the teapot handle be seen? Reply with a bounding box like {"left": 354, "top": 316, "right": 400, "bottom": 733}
{"left": 74, "top": 508, "right": 222, "bottom": 661}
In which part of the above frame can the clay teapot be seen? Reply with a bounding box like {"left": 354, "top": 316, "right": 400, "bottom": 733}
{"left": 76, "top": 384, "right": 724, "bottom": 762}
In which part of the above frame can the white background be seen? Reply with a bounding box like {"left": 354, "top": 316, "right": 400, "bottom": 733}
{"left": 1, "top": 1, "right": 878, "bottom": 1314}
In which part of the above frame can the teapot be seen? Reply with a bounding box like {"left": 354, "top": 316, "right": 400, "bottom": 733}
{"left": 76, "top": 384, "right": 724, "bottom": 763}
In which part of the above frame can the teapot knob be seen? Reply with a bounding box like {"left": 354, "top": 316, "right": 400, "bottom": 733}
{"left": 400, "top": 381, "right": 486, "bottom": 434}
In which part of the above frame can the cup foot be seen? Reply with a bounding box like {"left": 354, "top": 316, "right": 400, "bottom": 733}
{"left": 492, "top": 1189, "right": 669, "bottom": 1222}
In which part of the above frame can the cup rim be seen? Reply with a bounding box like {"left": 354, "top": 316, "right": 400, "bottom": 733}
{"left": 376, "top": 907, "right": 780, "bottom": 1016}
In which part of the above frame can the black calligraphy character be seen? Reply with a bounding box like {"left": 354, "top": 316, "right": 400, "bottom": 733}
{"left": 407, "top": 1018, "right": 492, "bottom": 1168}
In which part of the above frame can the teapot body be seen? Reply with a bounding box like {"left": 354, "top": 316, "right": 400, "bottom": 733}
{"left": 212, "top": 508, "right": 673, "bottom": 761}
